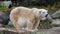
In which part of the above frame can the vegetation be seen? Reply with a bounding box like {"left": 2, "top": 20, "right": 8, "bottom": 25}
{"left": 0, "top": 0, "right": 60, "bottom": 13}
{"left": 0, "top": 0, "right": 60, "bottom": 29}
{"left": 11, "top": 0, "right": 60, "bottom": 9}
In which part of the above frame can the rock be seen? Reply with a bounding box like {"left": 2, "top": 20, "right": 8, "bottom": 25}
{"left": 8, "top": 21, "right": 13, "bottom": 26}
{"left": 0, "top": 11, "right": 9, "bottom": 25}
{"left": 52, "top": 9, "right": 60, "bottom": 19}
{"left": 48, "top": 10, "right": 56, "bottom": 15}
{"left": 46, "top": 14, "right": 53, "bottom": 22}
{"left": 49, "top": 27, "right": 60, "bottom": 30}
{"left": 47, "top": 27, "right": 60, "bottom": 34}
{"left": 52, "top": 19, "right": 60, "bottom": 25}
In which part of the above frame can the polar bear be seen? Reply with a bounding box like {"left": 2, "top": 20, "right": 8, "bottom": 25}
{"left": 10, "top": 6, "right": 48, "bottom": 33}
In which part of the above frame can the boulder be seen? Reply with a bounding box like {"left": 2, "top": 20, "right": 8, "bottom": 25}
{"left": 0, "top": 11, "right": 9, "bottom": 25}
{"left": 52, "top": 9, "right": 60, "bottom": 19}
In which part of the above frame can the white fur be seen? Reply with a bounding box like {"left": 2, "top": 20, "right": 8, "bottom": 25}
{"left": 10, "top": 7, "right": 48, "bottom": 32}
{"left": 32, "top": 8, "right": 41, "bottom": 17}
{"left": 32, "top": 8, "right": 48, "bottom": 20}
{"left": 18, "top": 17, "right": 27, "bottom": 27}
{"left": 39, "top": 9, "right": 48, "bottom": 17}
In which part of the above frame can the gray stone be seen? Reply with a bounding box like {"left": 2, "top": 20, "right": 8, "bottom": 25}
{"left": 8, "top": 21, "right": 13, "bottom": 26}
{"left": 52, "top": 19, "right": 60, "bottom": 25}
{"left": 52, "top": 9, "right": 60, "bottom": 19}
{"left": 0, "top": 11, "right": 9, "bottom": 25}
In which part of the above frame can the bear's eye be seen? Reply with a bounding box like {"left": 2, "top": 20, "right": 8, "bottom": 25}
{"left": 43, "top": 12, "right": 45, "bottom": 13}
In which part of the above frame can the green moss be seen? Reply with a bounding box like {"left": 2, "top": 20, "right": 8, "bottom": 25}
{"left": 4, "top": 25, "right": 15, "bottom": 29}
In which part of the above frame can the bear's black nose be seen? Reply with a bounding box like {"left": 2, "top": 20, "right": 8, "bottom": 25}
{"left": 45, "top": 14, "right": 48, "bottom": 17}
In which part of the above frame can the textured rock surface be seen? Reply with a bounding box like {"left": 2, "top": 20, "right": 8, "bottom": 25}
{"left": 0, "top": 11, "right": 9, "bottom": 25}
{"left": 52, "top": 19, "right": 60, "bottom": 25}
{"left": 52, "top": 9, "right": 60, "bottom": 19}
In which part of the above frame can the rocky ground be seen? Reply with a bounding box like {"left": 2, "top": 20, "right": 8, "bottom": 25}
{"left": 36, "top": 27, "right": 60, "bottom": 34}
